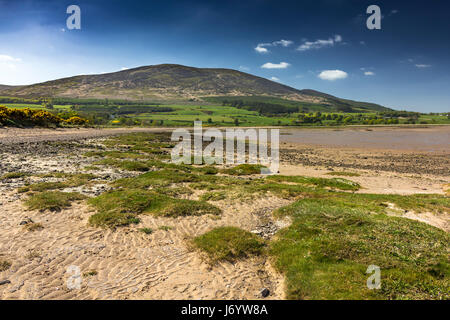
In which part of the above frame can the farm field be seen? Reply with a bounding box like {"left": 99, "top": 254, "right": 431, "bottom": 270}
{"left": 2, "top": 101, "right": 449, "bottom": 128}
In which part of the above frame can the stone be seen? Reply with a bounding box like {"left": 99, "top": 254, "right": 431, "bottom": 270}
{"left": 0, "top": 280, "right": 11, "bottom": 286}
{"left": 260, "top": 288, "right": 270, "bottom": 298}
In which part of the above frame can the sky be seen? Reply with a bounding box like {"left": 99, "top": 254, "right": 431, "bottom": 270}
{"left": 0, "top": 0, "right": 449, "bottom": 112}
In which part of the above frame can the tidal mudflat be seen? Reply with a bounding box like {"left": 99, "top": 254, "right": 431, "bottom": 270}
{"left": 0, "top": 127, "right": 448, "bottom": 300}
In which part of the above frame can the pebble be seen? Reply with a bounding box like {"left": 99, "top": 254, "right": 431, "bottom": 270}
{"left": 260, "top": 288, "right": 270, "bottom": 298}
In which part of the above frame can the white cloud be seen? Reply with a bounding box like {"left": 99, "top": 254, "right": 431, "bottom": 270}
{"left": 0, "top": 55, "right": 21, "bottom": 62}
{"left": 270, "top": 76, "right": 280, "bottom": 82}
{"left": 255, "top": 44, "right": 269, "bottom": 53}
{"left": 364, "top": 71, "right": 375, "bottom": 76}
{"left": 273, "top": 39, "right": 293, "bottom": 47}
{"left": 415, "top": 64, "right": 431, "bottom": 68}
{"left": 239, "top": 65, "right": 250, "bottom": 71}
{"left": 121, "top": 67, "right": 129, "bottom": 71}
{"left": 297, "top": 35, "right": 342, "bottom": 52}
{"left": 255, "top": 39, "right": 293, "bottom": 53}
{"left": 318, "top": 70, "right": 348, "bottom": 81}
{"left": 261, "top": 62, "right": 290, "bottom": 69}
{"left": 0, "top": 55, "right": 22, "bottom": 71}
{"left": 389, "top": 9, "right": 399, "bottom": 16}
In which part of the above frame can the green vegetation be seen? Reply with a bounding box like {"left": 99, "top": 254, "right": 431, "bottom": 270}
{"left": 266, "top": 175, "right": 360, "bottom": 191}
{"left": 2, "top": 98, "right": 449, "bottom": 127}
{"left": 0, "top": 105, "right": 88, "bottom": 127}
{"left": 24, "top": 191, "right": 87, "bottom": 211}
{"left": 6, "top": 131, "right": 448, "bottom": 300}
{"left": 193, "top": 227, "right": 265, "bottom": 263}
{"left": 88, "top": 189, "right": 221, "bottom": 228}
{"left": 0, "top": 260, "right": 11, "bottom": 272}
{"left": 221, "top": 164, "right": 267, "bottom": 175}
{"left": 88, "top": 211, "right": 140, "bottom": 228}
{"left": 270, "top": 195, "right": 450, "bottom": 300}
{"left": 19, "top": 173, "right": 97, "bottom": 193}
{"left": 139, "top": 228, "right": 153, "bottom": 234}
{"left": 0, "top": 171, "right": 30, "bottom": 180}
{"left": 326, "top": 171, "right": 361, "bottom": 177}
{"left": 83, "top": 270, "right": 98, "bottom": 277}
{"left": 93, "top": 159, "right": 150, "bottom": 171}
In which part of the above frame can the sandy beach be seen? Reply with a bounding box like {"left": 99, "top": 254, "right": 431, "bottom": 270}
{"left": 0, "top": 126, "right": 448, "bottom": 299}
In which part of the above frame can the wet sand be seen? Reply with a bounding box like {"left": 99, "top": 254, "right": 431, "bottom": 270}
{"left": 280, "top": 126, "right": 450, "bottom": 152}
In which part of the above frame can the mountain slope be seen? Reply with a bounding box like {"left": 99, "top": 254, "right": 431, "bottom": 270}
{"left": 1, "top": 64, "right": 314, "bottom": 101}
{"left": 0, "top": 64, "right": 390, "bottom": 111}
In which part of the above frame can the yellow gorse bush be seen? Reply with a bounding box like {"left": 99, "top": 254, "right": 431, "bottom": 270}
{"left": 0, "top": 105, "right": 87, "bottom": 127}
{"left": 66, "top": 116, "right": 89, "bottom": 125}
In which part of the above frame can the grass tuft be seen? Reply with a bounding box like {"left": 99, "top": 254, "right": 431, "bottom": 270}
{"left": 326, "top": 171, "right": 361, "bottom": 177}
{"left": 221, "top": 164, "right": 267, "bottom": 176}
{"left": 88, "top": 189, "right": 221, "bottom": 228}
{"left": 193, "top": 226, "right": 265, "bottom": 263}
{"left": 0, "top": 172, "right": 30, "bottom": 180}
{"left": 139, "top": 227, "right": 153, "bottom": 234}
{"left": 0, "top": 260, "right": 11, "bottom": 272}
{"left": 24, "top": 191, "right": 87, "bottom": 211}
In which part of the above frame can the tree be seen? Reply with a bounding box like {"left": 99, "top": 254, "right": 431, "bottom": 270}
{"left": 234, "top": 118, "right": 239, "bottom": 126}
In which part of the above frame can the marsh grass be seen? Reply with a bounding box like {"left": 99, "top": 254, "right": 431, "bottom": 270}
{"left": 88, "top": 188, "right": 221, "bottom": 228}
{"left": 266, "top": 175, "right": 360, "bottom": 191}
{"left": 326, "top": 171, "right": 361, "bottom": 177}
{"left": 0, "top": 171, "right": 31, "bottom": 180}
{"left": 68, "top": 132, "right": 450, "bottom": 299}
{"left": 84, "top": 151, "right": 147, "bottom": 159}
{"left": 19, "top": 173, "right": 97, "bottom": 193}
{"left": 221, "top": 164, "right": 267, "bottom": 176}
{"left": 83, "top": 270, "right": 98, "bottom": 277}
{"left": 200, "top": 191, "right": 227, "bottom": 201}
{"left": 24, "top": 191, "right": 87, "bottom": 211}
{"left": 193, "top": 227, "right": 265, "bottom": 263}
{"left": 89, "top": 211, "right": 140, "bottom": 228}
{"left": 270, "top": 195, "right": 450, "bottom": 300}
{"left": 113, "top": 169, "right": 201, "bottom": 188}
{"left": 0, "top": 260, "right": 11, "bottom": 271}
{"left": 139, "top": 227, "right": 153, "bottom": 234}
{"left": 94, "top": 159, "right": 150, "bottom": 171}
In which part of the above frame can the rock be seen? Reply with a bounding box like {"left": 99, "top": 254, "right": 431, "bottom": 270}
{"left": 260, "top": 288, "right": 270, "bottom": 298}
{"left": 19, "top": 217, "right": 33, "bottom": 225}
{"left": 0, "top": 280, "right": 11, "bottom": 286}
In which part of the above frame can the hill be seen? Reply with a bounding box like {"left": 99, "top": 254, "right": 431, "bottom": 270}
{"left": 0, "top": 64, "right": 390, "bottom": 112}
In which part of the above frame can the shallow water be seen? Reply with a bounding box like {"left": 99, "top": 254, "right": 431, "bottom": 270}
{"left": 279, "top": 126, "right": 450, "bottom": 152}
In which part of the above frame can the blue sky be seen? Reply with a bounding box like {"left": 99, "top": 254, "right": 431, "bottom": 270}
{"left": 0, "top": 0, "right": 449, "bottom": 112}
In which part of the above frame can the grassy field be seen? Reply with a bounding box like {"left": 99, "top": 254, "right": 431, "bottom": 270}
{"left": 2, "top": 97, "right": 449, "bottom": 127}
